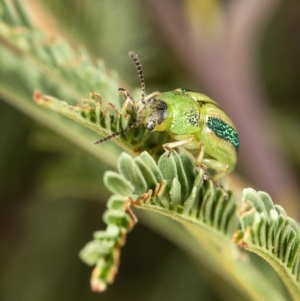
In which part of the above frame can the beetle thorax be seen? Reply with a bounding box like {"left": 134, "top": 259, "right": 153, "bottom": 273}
{"left": 139, "top": 97, "right": 173, "bottom": 132}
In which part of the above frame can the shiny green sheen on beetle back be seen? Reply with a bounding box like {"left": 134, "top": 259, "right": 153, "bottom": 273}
{"left": 206, "top": 117, "right": 239, "bottom": 152}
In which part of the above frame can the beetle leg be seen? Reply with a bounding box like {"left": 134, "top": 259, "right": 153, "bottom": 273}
{"left": 201, "top": 158, "right": 229, "bottom": 182}
{"left": 118, "top": 88, "right": 136, "bottom": 109}
{"left": 212, "top": 166, "right": 229, "bottom": 182}
{"left": 144, "top": 91, "right": 161, "bottom": 99}
{"left": 162, "top": 137, "right": 194, "bottom": 157}
{"left": 195, "top": 143, "right": 205, "bottom": 167}
{"left": 195, "top": 143, "right": 210, "bottom": 179}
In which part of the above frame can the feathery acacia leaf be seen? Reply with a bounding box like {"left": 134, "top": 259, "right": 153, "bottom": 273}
{"left": 234, "top": 188, "right": 300, "bottom": 301}
{"left": 2, "top": 1, "right": 300, "bottom": 300}
{"left": 81, "top": 151, "right": 291, "bottom": 301}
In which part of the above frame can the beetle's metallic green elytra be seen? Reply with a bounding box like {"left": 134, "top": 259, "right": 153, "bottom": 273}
{"left": 94, "top": 52, "right": 239, "bottom": 181}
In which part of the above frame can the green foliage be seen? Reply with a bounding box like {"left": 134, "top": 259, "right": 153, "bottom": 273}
{"left": 80, "top": 195, "right": 136, "bottom": 292}
{"left": 1, "top": 1, "right": 300, "bottom": 301}
{"left": 80, "top": 150, "right": 299, "bottom": 301}
{"left": 0, "top": 0, "right": 124, "bottom": 165}
{"left": 235, "top": 188, "right": 300, "bottom": 300}
{"left": 33, "top": 90, "right": 169, "bottom": 159}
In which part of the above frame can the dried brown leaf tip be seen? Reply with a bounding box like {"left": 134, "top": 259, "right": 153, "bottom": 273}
{"left": 33, "top": 90, "right": 48, "bottom": 103}
{"left": 232, "top": 228, "right": 249, "bottom": 248}
{"left": 238, "top": 200, "right": 256, "bottom": 217}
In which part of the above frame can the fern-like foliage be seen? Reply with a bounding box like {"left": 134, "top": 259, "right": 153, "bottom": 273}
{"left": 33, "top": 91, "right": 169, "bottom": 158}
{"left": 0, "top": 0, "right": 169, "bottom": 163}
{"left": 2, "top": 1, "right": 300, "bottom": 300}
{"left": 234, "top": 188, "right": 300, "bottom": 300}
{"left": 0, "top": 0, "right": 118, "bottom": 102}
{"left": 79, "top": 194, "right": 137, "bottom": 292}
{"left": 80, "top": 150, "right": 238, "bottom": 292}
{"left": 81, "top": 151, "right": 299, "bottom": 301}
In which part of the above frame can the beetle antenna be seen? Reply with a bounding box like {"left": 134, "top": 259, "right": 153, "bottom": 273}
{"left": 128, "top": 51, "right": 145, "bottom": 104}
{"left": 93, "top": 120, "right": 142, "bottom": 145}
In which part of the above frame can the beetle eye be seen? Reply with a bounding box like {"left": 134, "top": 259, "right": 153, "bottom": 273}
{"left": 146, "top": 121, "right": 155, "bottom": 131}
{"left": 147, "top": 98, "right": 155, "bottom": 104}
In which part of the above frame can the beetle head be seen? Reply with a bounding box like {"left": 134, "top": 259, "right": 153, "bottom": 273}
{"left": 93, "top": 52, "right": 172, "bottom": 145}
{"left": 139, "top": 97, "right": 173, "bottom": 132}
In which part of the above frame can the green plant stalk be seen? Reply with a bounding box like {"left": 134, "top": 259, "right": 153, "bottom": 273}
{"left": 241, "top": 241, "right": 300, "bottom": 301}
{"left": 135, "top": 202, "right": 287, "bottom": 301}
{"left": 0, "top": 84, "right": 118, "bottom": 168}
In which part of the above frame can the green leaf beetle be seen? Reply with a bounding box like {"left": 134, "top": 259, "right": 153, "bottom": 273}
{"left": 94, "top": 52, "right": 239, "bottom": 181}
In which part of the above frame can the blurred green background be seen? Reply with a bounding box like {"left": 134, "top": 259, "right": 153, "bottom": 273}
{"left": 0, "top": 0, "right": 300, "bottom": 300}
